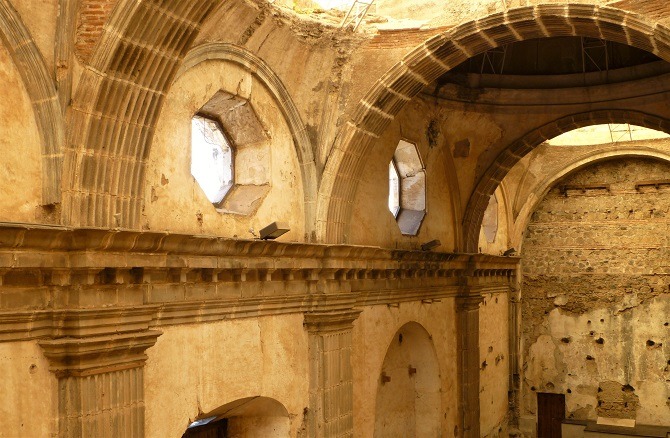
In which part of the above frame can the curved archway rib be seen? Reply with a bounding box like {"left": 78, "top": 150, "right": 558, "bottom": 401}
{"left": 317, "top": 4, "right": 670, "bottom": 244}
{"left": 0, "top": 0, "right": 63, "bottom": 204}
{"left": 463, "top": 110, "right": 670, "bottom": 253}
{"left": 62, "top": 0, "right": 220, "bottom": 228}
{"left": 510, "top": 147, "right": 670, "bottom": 251}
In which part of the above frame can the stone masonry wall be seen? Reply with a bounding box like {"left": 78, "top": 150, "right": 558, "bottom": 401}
{"left": 520, "top": 157, "right": 670, "bottom": 430}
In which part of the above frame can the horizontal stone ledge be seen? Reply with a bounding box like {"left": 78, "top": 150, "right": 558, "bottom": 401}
{"left": 0, "top": 222, "right": 505, "bottom": 265}
{"left": 0, "top": 281, "right": 517, "bottom": 341}
{"left": 0, "top": 266, "right": 475, "bottom": 287}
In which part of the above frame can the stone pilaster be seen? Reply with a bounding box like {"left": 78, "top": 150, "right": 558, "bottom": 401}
{"left": 38, "top": 309, "right": 160, "bottom": 438}
{"left": 456, "top": 292, "right": 483, "bottom": 438}
{"left": 304, "top": 309, "right": 361, "bottom": 438}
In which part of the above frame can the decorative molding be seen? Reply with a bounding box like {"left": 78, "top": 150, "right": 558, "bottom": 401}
{"left": 462, "top": 110, "right": 670, "bottom": 253}
{"left": 455, "top": 294, "right": 485, "bottom": 312}
{"left": 304, "top": 308, "right": 362, "bottom": 334}
{"left": 55, "top": 0, "right": 79, "bottom": 112}
{"left": 39, "top": 330, "right": 162, "bottom": 377}
{"left": 0, "top": 224, "right": 518, "bottom": 341}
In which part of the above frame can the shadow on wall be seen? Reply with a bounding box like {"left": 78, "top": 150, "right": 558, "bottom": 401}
{"left": 183, "top": 396, "right": 290, "bottom": 438}
{"left": 375, "top": 322, "right": 441, "bottom": 437}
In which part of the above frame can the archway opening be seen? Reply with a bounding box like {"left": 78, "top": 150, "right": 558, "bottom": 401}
{"left": 182, "top": 396, "right": 290, "bottom": 438}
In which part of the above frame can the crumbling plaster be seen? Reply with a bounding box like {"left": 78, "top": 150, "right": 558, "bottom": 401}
{"left": 6, "top": 0, "right": 670, "bottom": 436}
{"left": 520, "top": 157, "right": 670, "bottom": 429}
{"left": 480, "top": 292, "right": 510, "bottom": 437}
{"left": 504, "top": 139, "right": 670, "bottom": 250}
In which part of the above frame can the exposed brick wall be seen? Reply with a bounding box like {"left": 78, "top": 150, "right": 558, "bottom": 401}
{"left": 364, "top": 26, "right": 452, "bottom": 49}
{"left": 520, "top": 157, "right": 670, "bottom": 425}
{"left": 75, "top": 0, "right": 117, "bottom": 64}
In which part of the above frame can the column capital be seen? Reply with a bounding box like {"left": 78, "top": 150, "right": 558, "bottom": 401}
{"left": 304, "top": 308, "right": 362, "bottom": 333}
{"left": 455, "top": 293, "right": 484, "bottom": 312}
{"left": 39, "top": 330, "right": 162, "bottom": 377}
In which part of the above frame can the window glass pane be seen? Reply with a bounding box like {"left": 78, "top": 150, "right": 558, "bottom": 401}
{"left": 388, "top": 161, "right": 400, "bottom": 216}
{"left": 191, "top": 115, "right": 233, "bottom": 204}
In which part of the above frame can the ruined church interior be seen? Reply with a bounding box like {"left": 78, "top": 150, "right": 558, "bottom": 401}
{"left": 2, "top": 0, "right": 670, "bottom": 437}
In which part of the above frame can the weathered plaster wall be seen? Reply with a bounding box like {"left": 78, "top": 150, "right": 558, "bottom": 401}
{"left": 480, "top": 292, "right": 510, "bottom": 437}
{"left": 0, "top": 340, "right": 57, "bottom": 437}
{"left": 195, "top": 0, "right": 366, "bottom": 171}
{"left": 144, "top": 314, "right": 309, "bottom": 438}
{"left": 373, "top": 322, "right": 441, "bottom": 437}
{"left": 351, "top": 300, "right": 459, "bottom": 438}
{"left": 348, "top": 98, "right": 459, "bottom": 249}
{"left": 520, "top": 157, "right": 670, "bottom": 430}
{"left": 0, "top": 39, "right": 43, "bottom": 223}
{"left": 499, "top": 138, "right": 670, "bottom": 250}
{"left": 145, "top": 59, "right": 305, "bottom": 240}
{"left": 478, "top": 187, "right": 511, "bottom": 256}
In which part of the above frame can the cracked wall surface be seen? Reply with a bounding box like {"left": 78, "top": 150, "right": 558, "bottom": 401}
{"left": 520, "top": 157, "right": 670, "bottom": 431}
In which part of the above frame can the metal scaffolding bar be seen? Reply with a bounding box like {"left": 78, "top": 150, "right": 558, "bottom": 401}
{"left": 582, "top": 37, "right": 609, "bottom": 72}
{"left": 340, "top": 0, "right": 375, "bottom": 31}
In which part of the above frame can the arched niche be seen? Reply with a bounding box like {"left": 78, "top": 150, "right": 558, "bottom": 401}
{"left": 183, "top": 396, "right": 290, "bottom": 438}
{"left": 374, "top": 322, "right": 441, "bottom": 437}
{"left": 145, "top": 52, "right": 306, "bottom": 239}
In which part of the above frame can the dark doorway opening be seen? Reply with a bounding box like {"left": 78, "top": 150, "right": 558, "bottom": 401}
{"left": 537, "top": 392, "right": 565, "bottom": 438}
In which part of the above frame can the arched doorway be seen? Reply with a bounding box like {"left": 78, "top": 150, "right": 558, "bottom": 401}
{"left": 183, "top": 396, "right": 290, "bottom": 438}
{"left": 374, "top": 322, "right": 441, "bottom": 437}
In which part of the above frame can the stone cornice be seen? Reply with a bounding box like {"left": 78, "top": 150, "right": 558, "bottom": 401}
{"left": 0, "top": 306, "right": 157, "bottom": 342}
{"left": 0, "top": 224, "right": 518, "bottom": 341}
{"left": 0, "top": 223, "right": 462, "bottom": 262}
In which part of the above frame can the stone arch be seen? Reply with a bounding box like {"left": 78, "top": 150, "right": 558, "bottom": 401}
{"left": 184, "top": 396, "right": 290, "bottom": 437}
{"left": 62, "top": 0, "right": 221, "bottom": 228}
{"left": 317, "top": 3, "right": 670, "bottom": 244}
{"left": 510, "top": 147, "right": 670, "bottom": 251}
{"left": 374, "top": 321, "right": 441, "bottom": 437}
{"left": 0, "top": 0, "right": 63, "bottom": 204}
{"left": 462, "top": 110, "right": 670, "bottom": 252}
{"left": 176, "top": 43, "right": 317, "bottom": 238}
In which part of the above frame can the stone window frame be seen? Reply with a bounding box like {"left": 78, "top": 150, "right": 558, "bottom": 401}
{"left": 389, "top": 139, "right": 427, "bottom": 235}
{"left": 192, "top": 90, "right": 272, "bottom": 216}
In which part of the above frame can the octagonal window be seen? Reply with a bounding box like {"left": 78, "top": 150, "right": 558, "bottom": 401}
{"left": 191, "top": 114, "right": 233, "bottom": 204}
{"left": 389, "top": 140, "right": 426, "bottom": 235}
